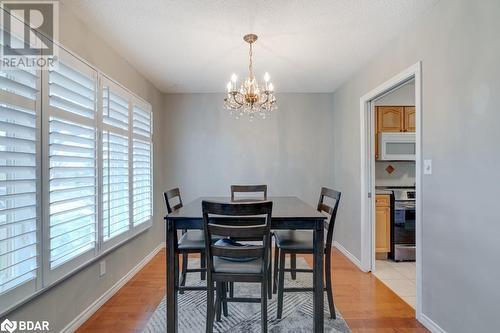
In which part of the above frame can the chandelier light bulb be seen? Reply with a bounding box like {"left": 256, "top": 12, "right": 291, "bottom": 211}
{"left": 231, "top": 73, "right": 238, "bottom": 82}
{"left": 226, "top": 81, "right": 232, "bottom": 92}
{"left": 268, "top": 83, "right": 274, "bottom": 92}
{"left": 264, "top": 72, "right": 270, "bottom": 82}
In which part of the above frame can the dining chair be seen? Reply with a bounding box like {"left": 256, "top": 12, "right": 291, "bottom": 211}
{"left": 273, "top": 187, "right": 341, "bottom": 319}
{"left": 228, "top": 184, "right": 271, "bottom": 299}
{"left": 164, "top": 188, "right": 206, "bottom": 294}
{"left": 202, "top": 200, "right": 273, "bottom": 333}
{"left": 230, "top": 184, "right": 267, "bottom": 201}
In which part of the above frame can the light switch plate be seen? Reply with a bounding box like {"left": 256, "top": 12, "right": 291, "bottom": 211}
{"left": 424, "top": 159, "right": 432, "bottom": 175}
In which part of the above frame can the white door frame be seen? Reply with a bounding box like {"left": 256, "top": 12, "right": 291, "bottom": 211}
{"left": 359, "top": 61, "right": 423, "bottom": 319}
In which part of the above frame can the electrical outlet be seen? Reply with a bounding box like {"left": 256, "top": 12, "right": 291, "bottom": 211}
{"left": 99, "top": 260, "right": 106, "bottom": 277}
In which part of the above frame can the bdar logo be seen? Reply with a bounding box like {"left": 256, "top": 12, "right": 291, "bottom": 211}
{"left": 0, "top": 319, "right": 17, "bottom": 333}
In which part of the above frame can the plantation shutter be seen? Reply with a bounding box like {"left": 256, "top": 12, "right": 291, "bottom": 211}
{"left": 101, "top": 78, "right": 131, "bottom": 246}
{"left": 45, "top": 50, "right": 98, "bottom": 282}
{"left": 0, "top": 61, "right": 41, "bottom": 310}
{"left": 1, "top": 11, "right": 155, "bottom": 315}
{"left": 132, "top": 103, "right": 152, "bottom": 226}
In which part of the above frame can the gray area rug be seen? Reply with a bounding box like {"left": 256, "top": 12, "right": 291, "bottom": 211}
{"left": 143, "top": 258, "right": 351, "bottom": 332}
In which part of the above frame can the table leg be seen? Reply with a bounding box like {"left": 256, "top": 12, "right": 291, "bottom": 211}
{"left": 166, "top": 218, "right": 178, "bottom": 332}
{"left": 313, "top": 220, "right": 324, "bottom": 332}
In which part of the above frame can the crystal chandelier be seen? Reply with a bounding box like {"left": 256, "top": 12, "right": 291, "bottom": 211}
{"left": 224, "top": 34, "right": 277, "bottom": 119}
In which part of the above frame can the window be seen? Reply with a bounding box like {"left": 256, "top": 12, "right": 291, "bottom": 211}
{"left": 100, "top": 77, "right": 153, "bottom": 250}
{"left": 0, "top": 42, "right": 152, "bottom": 314}
{"left": 0, "top": 63, "right": 41, "bottom": 313}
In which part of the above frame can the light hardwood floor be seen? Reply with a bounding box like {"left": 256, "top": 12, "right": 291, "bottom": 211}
{"left": 77, "top": 248, "right": 428, "bottom": 333}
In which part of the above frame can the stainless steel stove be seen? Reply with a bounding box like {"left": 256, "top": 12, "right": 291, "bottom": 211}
{"left": 390, "top": 188, "right": 416, "bottom": 261}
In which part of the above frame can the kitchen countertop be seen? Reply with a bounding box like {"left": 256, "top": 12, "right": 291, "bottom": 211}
{"left": 375, "top": 189, "right": 393, "bottom": 195}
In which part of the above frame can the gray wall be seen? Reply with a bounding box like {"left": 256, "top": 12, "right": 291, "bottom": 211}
{"left": 6, "top": 3, "right": 166, "bottom": 331}
{"left": 374, "top": 80, "right": 415, "bottom": 106}
{"left": 331, "top": 0, "right": 500, "bottom": 332}
{"left": 163, "top": 93, "right": 334, "bottom": 207}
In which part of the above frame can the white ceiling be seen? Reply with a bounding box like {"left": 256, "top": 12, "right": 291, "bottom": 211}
{"left": 61, "top": 0, "right": 437, "bottom": 93}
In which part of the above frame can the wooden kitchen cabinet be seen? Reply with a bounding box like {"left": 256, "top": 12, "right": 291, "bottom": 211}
{"left": 403, "top": 106, "right": 416, "bottom": 132}
{"left": 377, "top": 106, "right": 404, "bottom": 132}
{"left": 375, "top": 194, "right": 391, "bottom": 254}
{"left": 376, "top": 106, "right": 415, "bottom": 133}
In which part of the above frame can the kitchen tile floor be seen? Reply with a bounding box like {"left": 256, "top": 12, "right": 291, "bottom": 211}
{"left": 373, "top": 259, "right": 416, "bottom": 308}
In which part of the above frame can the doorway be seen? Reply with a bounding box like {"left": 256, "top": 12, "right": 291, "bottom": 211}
{"left": 359, "top": 62, "right": 422, "bottom": 319}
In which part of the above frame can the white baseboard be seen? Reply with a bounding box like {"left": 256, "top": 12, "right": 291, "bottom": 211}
{"left": 60, "top": 242, "right": 166, "bottom": 333}
{"left": 419, "top": 313, "right": 447, "bottom": 333}
{"left": 333, "top": 241, "right": 368, "bottom": 272}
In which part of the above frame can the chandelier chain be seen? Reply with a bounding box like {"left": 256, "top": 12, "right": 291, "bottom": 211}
{"left": 248, "top": 42, "right": 253, "bottom": 78}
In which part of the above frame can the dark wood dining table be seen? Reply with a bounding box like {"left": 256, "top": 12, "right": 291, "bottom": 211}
{"left": 164, "top": 196, "right": 327, "bottom": 332}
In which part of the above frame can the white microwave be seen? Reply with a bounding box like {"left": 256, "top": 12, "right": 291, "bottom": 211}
{"left": 378, "top": 132, "right": 416, "bottom": 161}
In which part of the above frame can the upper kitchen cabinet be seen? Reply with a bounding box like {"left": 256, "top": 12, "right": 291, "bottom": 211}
{"left": 376, "top": 106, "right": 415, "bottom": 133}
{"left": 403, "top": 106, "right": 416, "bottom": 132}
{"left": 377, "top": 106, "right": 404, "bottom": 132}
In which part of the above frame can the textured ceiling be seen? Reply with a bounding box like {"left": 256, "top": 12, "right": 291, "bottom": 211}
{"left": 61, "top": 0, "right": 438, "bottom": 93}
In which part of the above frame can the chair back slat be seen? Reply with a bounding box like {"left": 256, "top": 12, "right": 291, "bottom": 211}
{"left": 318, "top": 203, "right": 333, "bottom": 215}
{"left": 231, "top": 184, "right": 267, "bottom": 201}
{"left": 208, "top": 223, "right": 267, "bottom": 238}
{"left": 204, "top": 201, "right": 271, "bottom": 216}
{"left": 171, "top": 203, "right": 182, "bottom": 211}
{"left": 211, "top": 245, "right": 264, "bottom": 258}
{"left": 202, "top": 200, "right": 272, "bottom": 267}
{"left": 164, "top": 188, "right": 183, "bottom": 214}
{"left": 317, "top": 187, "right": 341, "bottom": 248}
{"left": 208, "top": 217, "right": 265, "bottom": 227}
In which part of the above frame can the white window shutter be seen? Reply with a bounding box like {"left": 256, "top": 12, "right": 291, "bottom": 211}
{"left": 103, "top": 131, "right": 129, "bottom": 240}
{"left": 132, "top": 104, "right": 152, "bottom": 226}
{"left": 0, "top": 62, "right": 41, "bottom": 311}
{"left": 101, "top": 79, "right": 131, "bottom": 246}
{"left": 44, "top": 50, "right": 98, "bottom": 282}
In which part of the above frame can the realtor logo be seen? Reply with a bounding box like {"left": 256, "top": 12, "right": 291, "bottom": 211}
{"left": 0, "top": 319, "right": 17, "bottom": 333}
{"left": 0, "top": 319, "right": 49, "bottom": 332}
{"left": 0, "top": 0, "right": 59, "bottom": 69}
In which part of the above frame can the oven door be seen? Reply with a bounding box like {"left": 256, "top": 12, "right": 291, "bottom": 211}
{"left": 394, "top": 201, "right": 416, "bottom": 244}
{"left": 393, "top": 200, "right": 416, "bottom": 262}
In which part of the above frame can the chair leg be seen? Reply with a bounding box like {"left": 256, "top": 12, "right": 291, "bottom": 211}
{"left": 290, "top": 253, "right": 297, "bottom": 280}
{"left": 222, "top": 282, "right": 228, "bottom": 317}
{"left": 229, "top": 282, "right": 234, "bottom": 298}
{"left": 200, "top": 252, "right": 206, "bottom": 280}
{"left": 273, "top": 247, "right": 279, "bottom": 294}
{"left": 267, "top": 260, "right": 272, "bottom": 299}
{"left": 261, "top": 276, "right": 268, "bottom": 333}
{"left": 179, "top": 253, "right": 188, "bottom": 294}
{"left": 206, "top": 278, "right": 215, "bottom": 333}
{"left": 276, "top": 250, "right": 286, "bottom": 319}
{"left": 325, "top": 251, "right": 336, "bottom": 319}
{"left": 215, "top": 282, "right": 222, "bottom": 322}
